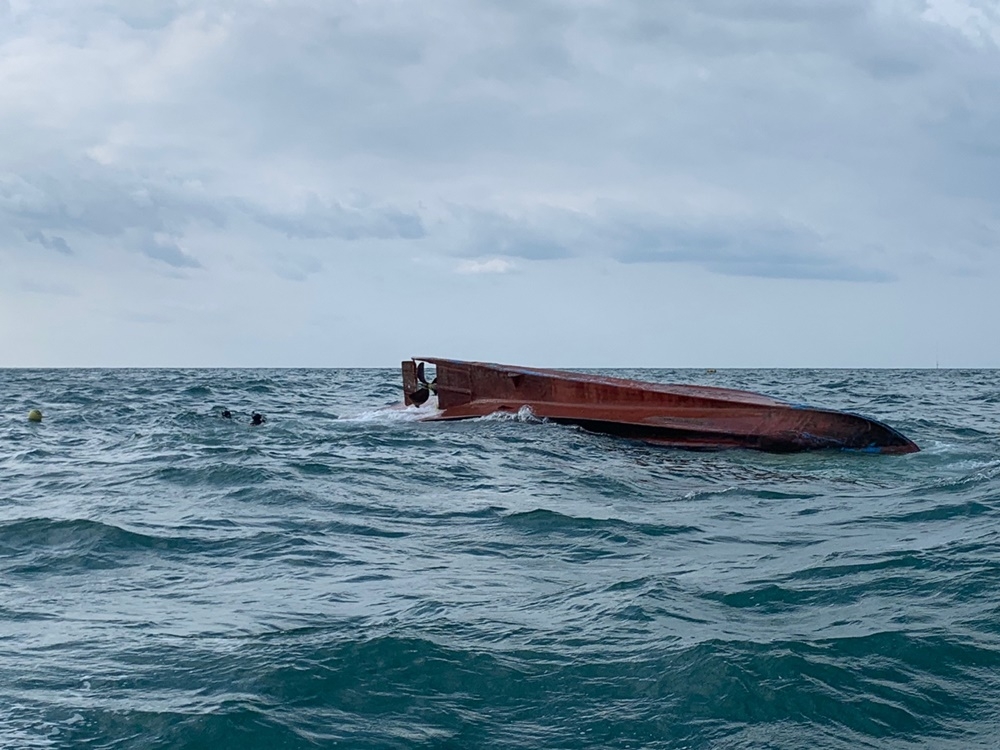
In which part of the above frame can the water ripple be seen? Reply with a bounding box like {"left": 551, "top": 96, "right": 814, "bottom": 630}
{"left": 2, "top": 368, "right": 999, "bottom": 748}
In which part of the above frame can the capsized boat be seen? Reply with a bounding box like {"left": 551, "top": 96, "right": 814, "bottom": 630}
{"left": 401, "top": 358, "right": 919, "bottom": 454}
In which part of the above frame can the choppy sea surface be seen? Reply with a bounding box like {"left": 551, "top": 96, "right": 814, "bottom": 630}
{"left": 2, "top": 367, "right": 1000, "bottom": 749}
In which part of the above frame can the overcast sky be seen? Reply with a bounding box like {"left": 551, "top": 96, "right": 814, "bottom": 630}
{"left": 2, "top": 0, "right": 998, "bottom": 367}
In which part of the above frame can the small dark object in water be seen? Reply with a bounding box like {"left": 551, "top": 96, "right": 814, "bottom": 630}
{"left": 221, "top": 409, "right": 232, "bottom": 419}
{"left": 250, "top": 412, "right": 266, "bottom": 426}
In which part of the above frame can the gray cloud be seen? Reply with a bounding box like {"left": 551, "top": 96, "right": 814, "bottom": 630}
{"left": 5, "top": 0, "right": 997, "bottom": 276}
{"left": 457, "top": 210, "right": 573, "bottom": 261}
{"left": 608, "top": 215, "right": 894, "bottom": 282}
{"left": 272, "top": 253, "right": 322, "bottom": 282}
{"left": 0, "top": 167, "right": 224, "bottom": 268}
{"left": 24, "top": 230, "right": 72, "bottom": 255}
{"left": 451, "top": 207, "right": 893, "bottom": 281}
{"left": 10, "top": 171, "right": 225, "bottom": 238}
{"left": 2, "top": 0, "right": 999, "bottom": 365}
{"left": 247, "top": 197, "right": 425, "bottom": 241}
{"left": 139, "top": 235, "right": 201, "bottom": 269}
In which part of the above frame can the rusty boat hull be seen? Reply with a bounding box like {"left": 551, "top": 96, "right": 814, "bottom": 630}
{"left": 402, "top": 358, "right": 920, "bottom": 454}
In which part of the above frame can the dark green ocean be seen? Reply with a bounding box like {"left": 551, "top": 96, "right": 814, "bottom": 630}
{"left": 2, "top": 368, "right": 999, "bottom": 749}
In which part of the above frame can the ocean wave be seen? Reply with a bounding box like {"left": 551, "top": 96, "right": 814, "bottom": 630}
{"left": 502, "top": 508, "right": 702, "bottom": 538}
{"left": 338, "top": 403, "right": 440, "bottom": 423}
{"left": 477, "top": 405, "right": 543, "bottom": 423}
{"left": 41, "top": 631, "right": 999, "bottom": 749}
{"left": 4, "top": 367, "right": 1000, "bottom": 749}
{"left": 0, "top": 517, "right": 222, "bottom": 573}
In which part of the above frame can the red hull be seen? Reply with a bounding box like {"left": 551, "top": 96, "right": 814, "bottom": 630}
{"left": 402, "top": 358, "right": 919, "bottom": 454}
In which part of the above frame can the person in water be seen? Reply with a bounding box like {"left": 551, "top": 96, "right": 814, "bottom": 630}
{"left": 250, "top": 412, "right": 266, "bottom": 426}
{"left": 221, "top": 409, "right": 232, "bottom": 419}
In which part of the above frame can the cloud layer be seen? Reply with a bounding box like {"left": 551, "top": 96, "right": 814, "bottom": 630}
{"left": 2, "top": 0, "right": 998, "bottom": 365}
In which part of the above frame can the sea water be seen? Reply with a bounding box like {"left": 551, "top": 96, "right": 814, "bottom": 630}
{"left": 1, "top": 368, "right": 999, "bottom": 749}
